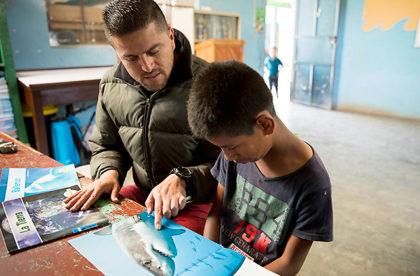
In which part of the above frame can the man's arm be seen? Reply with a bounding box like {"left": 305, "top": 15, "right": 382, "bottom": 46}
{"left": 187, "top": 139, "right": 220, "bottom": 203}
{"left": 65, "top": 82, "right": 129, "bottom": 211}
{"left": 203, "top": 183, "right": 224, "bottom": 242}
{"left": 264, "top": 235, "right": 312, "bottom": 276}
{"left": 145, "top": 174, "right": 187, "bottom": 230}
{"left": 89, "top": 87, "right": 130, "bottom": 184}
{"left": 145, "top": 140, "right": 220, "bottom": 230}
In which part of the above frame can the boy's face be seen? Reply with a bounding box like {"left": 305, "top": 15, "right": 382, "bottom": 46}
{"left": 111, "top": 22, "right": 176, "bottom": 92}
{"left": 269, "top": 47, "right": 277, "bottom": 59}
{"left": 207, "top": 126, "right": 270, "bottom": 164}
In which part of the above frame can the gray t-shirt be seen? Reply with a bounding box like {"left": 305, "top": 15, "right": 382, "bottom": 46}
{"left": 210, "top": 146, "right": 333, "bottom": 265}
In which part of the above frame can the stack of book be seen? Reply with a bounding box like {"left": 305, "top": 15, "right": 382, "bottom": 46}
{"left": 0, "top": 165, "right": 109, "bottom": 254}
{"left": 0, "top": 78, "right": 17, "bottom": 138}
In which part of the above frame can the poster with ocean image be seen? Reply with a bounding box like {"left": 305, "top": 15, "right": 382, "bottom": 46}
{"left": 69, "top": 211, "right": 246, "bottom": 276}
{"left": 0, "top": 165, "right": 80, "bottom": 202}
{"left": 0, "top": 185, "right": 109, "bottom": 253}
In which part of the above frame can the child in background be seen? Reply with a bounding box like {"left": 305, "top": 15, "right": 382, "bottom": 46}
{"left": 187, "top": 60, "right": 333, "bottom": 275}
{"left": 264, "top": 46, "right": 283, "bottom": 98}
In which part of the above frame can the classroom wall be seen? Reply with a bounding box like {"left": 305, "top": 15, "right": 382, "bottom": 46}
{"left": 4, "top": 0, "right": 267, "bottom": 129}
{"left": 195, "top": 0, "right": 267, "bottom": 75}
{"left": 4, "top": 0, "right": 117, "bottom": 70}
{"left": 5, "top": 0, "right": 266, "bottom": 73}
{"left": 333, "top": 0, "right": 420, "bottom": 119}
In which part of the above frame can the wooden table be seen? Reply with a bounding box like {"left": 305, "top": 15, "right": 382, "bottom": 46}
{"left": 16, "top": 66, "right": 112, "bottom": 156}
{"left": 0, "top": 132, "right": 146, "bottom": 275}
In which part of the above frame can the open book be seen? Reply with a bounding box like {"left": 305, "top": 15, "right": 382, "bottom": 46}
{"left": 0, "top": 165, "right": 80, "bottom": 202}
{"left": 69, "top": 211, "right": 275, "bottom": 275}
{"left": 0, "top": 185, "right": 109, "bottom": 253}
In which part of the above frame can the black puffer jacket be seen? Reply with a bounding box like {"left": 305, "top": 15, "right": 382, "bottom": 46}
{"left": 89, "top": 30, "right": 219, "bottom": 203}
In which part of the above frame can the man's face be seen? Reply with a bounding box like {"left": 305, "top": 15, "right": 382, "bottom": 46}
{"left": 206, "top": 126, "right": 270, "bottom": 164}
{"left": 111, "top": 22, "right": 175, "bottom": 92}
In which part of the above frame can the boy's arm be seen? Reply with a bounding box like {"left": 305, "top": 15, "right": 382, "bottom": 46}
{"left": 264, "top": 235, "right": 313, "bottom": 276}
{"left": 203, "top": 183, "right": 225, "bottom": 242}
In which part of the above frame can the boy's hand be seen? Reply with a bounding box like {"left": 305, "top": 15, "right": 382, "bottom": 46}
{"left": 145, "top": 174, "right": 187, "bottom": 230}
{"left": 64, "top": 169, "right": 120, "bottom": 211}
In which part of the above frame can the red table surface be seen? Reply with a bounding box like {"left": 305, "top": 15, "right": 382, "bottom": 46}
{"left": 0, "top": 132, "right": 146, "bottom": 275}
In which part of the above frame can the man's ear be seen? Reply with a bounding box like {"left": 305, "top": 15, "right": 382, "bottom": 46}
{"left": 168, "top": 27, "right": 175, "bottom": 50}
{"left": 256, "top": 114, "right": 274, "bottom": 135}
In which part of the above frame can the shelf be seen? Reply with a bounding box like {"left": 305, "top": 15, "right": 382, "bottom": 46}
{"left": 0, "top": 0, "right": 28, "bottom": 142}
{"left": 194, "top": 10, "right": 241, "bottom": 44}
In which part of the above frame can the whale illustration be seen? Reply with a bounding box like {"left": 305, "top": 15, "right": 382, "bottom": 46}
{"left": 95, "top": 213, "right": 184, "bottom": 276}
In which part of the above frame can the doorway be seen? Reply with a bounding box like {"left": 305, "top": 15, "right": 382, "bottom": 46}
{"left": 265, "top": 0, "right": 296, "bottom": 121}
{"left": 291, "top": 0, "right": 341, "bottom": 109}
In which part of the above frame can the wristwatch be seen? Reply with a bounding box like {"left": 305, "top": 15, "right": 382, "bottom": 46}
{"left": 169, "top": 167, "right": 194, "bottom": 197}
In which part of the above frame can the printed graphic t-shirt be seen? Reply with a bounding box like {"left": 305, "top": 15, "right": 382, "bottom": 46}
{"left": 210, "top": 147, "right": 333, "bottom": 265}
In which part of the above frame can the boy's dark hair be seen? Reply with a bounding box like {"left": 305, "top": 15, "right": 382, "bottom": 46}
{"left": 103, "top": 0, "right": 168, "bottom": 40}
{"left": 188, "top": 60, "right": 276, "bottom": 138}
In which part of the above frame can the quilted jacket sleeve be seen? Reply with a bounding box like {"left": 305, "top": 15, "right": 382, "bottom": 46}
{"left": 186, "top": 139, "right": 220, "bottom": 204}
{"left": 88, "top": 81, "right": 131, "bottom": 185}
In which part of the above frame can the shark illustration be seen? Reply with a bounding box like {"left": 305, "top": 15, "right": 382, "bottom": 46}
{"left": 95, "top": 213, "right": 184, "bottom": 276}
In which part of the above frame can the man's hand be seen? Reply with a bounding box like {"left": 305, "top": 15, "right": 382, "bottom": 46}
{"left": 145, "top": 174, "right": 187, "bottom": 230}
{"left": 64, "top": 169, "right": 120, "bottom": 211}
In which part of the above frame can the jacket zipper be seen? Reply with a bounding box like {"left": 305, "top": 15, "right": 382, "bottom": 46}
{"left": 121, "top": 79, "right": 162, "bottom": 188}
{"left": 142, "top": 89, "right": 164, "bottom": 187}
{"left": 143, "top": 97, "right": 156, "bottom": 187}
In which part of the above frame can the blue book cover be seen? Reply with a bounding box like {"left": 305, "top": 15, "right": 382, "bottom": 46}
{"left": 0, "top": 165, "right": 80, "bottom": 202}
{"left": 69, "top": 211, "right": 247, "bottom": 276}
{"left": 0, "top": 185, "right": 109, "bottom": 253}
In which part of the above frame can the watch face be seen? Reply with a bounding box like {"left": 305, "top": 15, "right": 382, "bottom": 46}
{"left": 177, "top": 167, "right": 192, "bottom": 178}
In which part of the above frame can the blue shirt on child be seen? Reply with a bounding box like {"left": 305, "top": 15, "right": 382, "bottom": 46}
{"left": 264, "top": 57, "right": 283, "bottom": 77}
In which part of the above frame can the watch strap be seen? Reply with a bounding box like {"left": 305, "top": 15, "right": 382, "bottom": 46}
{"left": 169, "top": 167, "right": 194, "bottom": 197}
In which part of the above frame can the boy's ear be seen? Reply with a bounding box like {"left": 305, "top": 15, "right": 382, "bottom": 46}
{"left": 256, "top": 114, "right": 274, "bottom": 135}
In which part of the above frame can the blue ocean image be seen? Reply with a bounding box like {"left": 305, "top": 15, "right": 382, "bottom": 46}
{"left": 24, "top": 166, "right": 79, "bottom": 196}
{"left": 0, "top": 165, "right": 80, "bottom": 202}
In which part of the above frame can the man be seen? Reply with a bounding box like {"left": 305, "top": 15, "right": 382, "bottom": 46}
{"left": 264, "top": 46, "right": 283, "bottom": 98}
{"left": 64, "top": 0, "right": 219, "bottom": 234}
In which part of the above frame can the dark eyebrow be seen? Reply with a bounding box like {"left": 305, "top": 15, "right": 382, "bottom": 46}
{"left": 122, "top": 43, "right": 161, "bottom": 59}
{"left": 146, "top": 43, "right": 160, "bottom": 53}
{"left": 122, "top": 54, "right": 138, "bottom": 59}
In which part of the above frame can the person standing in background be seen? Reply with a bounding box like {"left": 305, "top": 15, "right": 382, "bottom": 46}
{"left": 264, "top": 46, "right": 283, "bottom": 98}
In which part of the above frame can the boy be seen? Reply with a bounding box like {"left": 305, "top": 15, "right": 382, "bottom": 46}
{"left": 187, "top": 60, "right": 333, "bottom": 275}
{"left": 264, "top": 46, "right": 283, "bottom": 98}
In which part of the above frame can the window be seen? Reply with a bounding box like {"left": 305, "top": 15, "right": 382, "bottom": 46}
{"left": 46, "top": 0, "right": 110, "bottom": 46}
{"left": 194, "top": 10, "right": 240, "bottom": 43}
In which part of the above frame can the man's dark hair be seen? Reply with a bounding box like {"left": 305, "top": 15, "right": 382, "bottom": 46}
{"left": 188, "top": 60, "right": 276, "bottom": 138}
{"left": 103, "top": 0, "right": 168, "bottom": 40}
